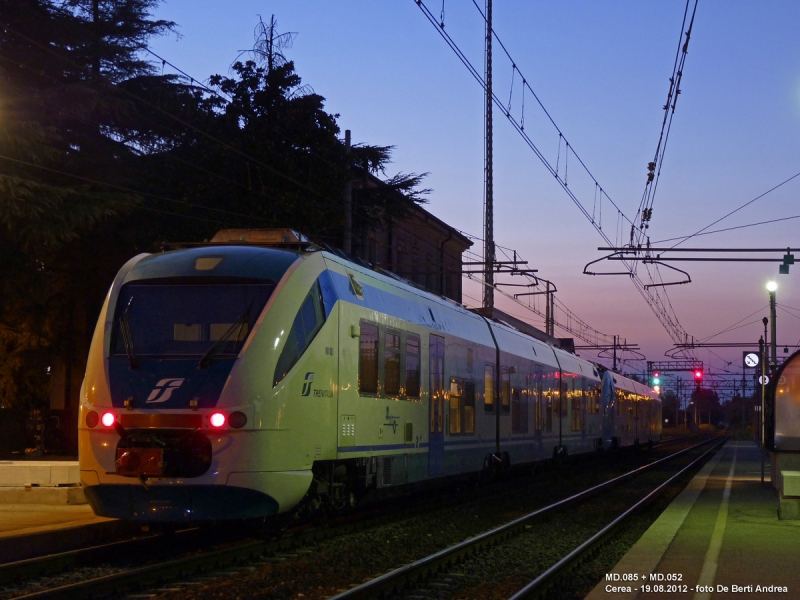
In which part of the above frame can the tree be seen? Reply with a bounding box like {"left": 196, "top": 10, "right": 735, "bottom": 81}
{"left": 0, "top": 7, "right": 431, "bottom": 452}
{"left": 0, "top": 0, "right": 178, "bottom": 451}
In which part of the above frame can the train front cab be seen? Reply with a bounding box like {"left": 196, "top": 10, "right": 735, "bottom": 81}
{"left": 79, "top": 247, "right": 344, "bottom": 521}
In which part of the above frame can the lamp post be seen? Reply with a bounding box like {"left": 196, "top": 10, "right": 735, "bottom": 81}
{"left": 761, "top": 316, "right": 768, "bottom": 484}
{"left": 767, "top": 281, "right": 777, "bottom": 372}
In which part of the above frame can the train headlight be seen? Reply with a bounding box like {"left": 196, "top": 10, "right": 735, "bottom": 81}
{"left": 85, "top": 411, "right": 99, "bottom": 428}
{"left": 210, "top": 413, "right": 226, "bottom": 428}
{"left": 101, "top": 412, "right": 115, "bottom": 427}
{"left": 229, "top": 411, "right": 247, "bottom": 429}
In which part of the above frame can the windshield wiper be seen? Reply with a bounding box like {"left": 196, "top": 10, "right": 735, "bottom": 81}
{"left": 118, "top": 298, "right": 138, "bottom": 369}
{"left": 198, "top": 314, "right": 248, "bottom": 370}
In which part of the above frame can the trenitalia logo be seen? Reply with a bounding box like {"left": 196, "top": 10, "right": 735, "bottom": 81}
{"left": 301, "top": 372, "right": 315, "bottom": 397}
{"left": 146, "top": 378, "right": 185, "bottom": 403}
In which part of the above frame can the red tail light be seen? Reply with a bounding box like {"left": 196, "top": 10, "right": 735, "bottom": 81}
{"left": 210, "top": 413, "right": 225, "bottom": 427}
{"left": 101, "top": 412, "right": 115, "bottom": 427}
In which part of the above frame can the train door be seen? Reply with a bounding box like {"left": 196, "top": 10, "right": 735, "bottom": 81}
{"left": 428, "top": 334, "right": 445, "bottom": 476}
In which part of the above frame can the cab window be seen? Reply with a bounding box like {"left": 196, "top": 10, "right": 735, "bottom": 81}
{"left": 273, "top": 283, "right": 325, "bottom": 386}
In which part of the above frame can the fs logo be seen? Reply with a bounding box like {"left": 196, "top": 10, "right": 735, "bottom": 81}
{"left": 146, "top": 378, "right": 185, "bottom": 403}
{"left": 301, "top": 372, "right": 315, "bottom": 397}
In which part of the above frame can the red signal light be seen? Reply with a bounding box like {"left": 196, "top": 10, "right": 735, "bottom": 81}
{"left": 694, "top": 369, "right": 703, "bottom": 381}
{"left": 210, "top": 413, "right": 226, "bottom": 427}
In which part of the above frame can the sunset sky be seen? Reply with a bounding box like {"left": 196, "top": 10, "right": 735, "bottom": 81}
{"left": 149, "top": 1, "right": 800, "bottom": 395}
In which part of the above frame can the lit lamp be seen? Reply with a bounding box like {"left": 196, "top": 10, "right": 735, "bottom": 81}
{"left": 767, "top": 281, "right": 777, "bottom": 370}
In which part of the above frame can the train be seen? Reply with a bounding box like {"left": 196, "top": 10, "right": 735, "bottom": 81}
{"left": 78, "top": 229, "right": 661, "bottom": 522}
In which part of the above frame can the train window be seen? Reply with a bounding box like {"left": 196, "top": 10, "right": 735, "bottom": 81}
{"left": 587, "top": 384, "right": 600, "bottom": 414}
{"left": 449, "top": 377, "right": 463, "bottom": 434}
{"left": 449, "top": 377, "right": 476, "bottom": 435}
{"left": 113, "top": 281, "right": 273, "bottom": 359}
{"left": 430, "top": 335, "right": 445, "bottom": 433}
{"left": 358, "top": 321, "right": 379, "bottom": 394}
{"left": 464, "top": 380, "right": 475, "bottom": 433}
{"left": 273, "top": 284, "right": 325, "bottom": 386}
{"left": 501, "top": 368, "right": 511, "bottom": 413}
{"left": 484, "top": 364, "right": 495, "bottom": 411}
{"left": 571, "top": 381, "right": 582, "bottom": 431}
{"left": 405, "top": 334, "right": 421, "bottom": 398}
{"left": 545, "top": 381, "right": 553, "bottom": 432}
{"left": 384, "top": 331, "right": 401, "bottom": 396}
{"left": 559, "top": 375, "right": 571, "bottom": 418}
{"left": 534, "top": 368, "right": 543, "bottom": 431}
{"left": 512, "top": 385, "right": 528, "bottom": 434}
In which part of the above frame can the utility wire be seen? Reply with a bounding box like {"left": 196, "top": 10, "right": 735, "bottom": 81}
{"left": 0, "top": 172, "right": 228, "bottom": 226}
{"left": 3, "top": 24, "right": 339, "bottom": 206}
{"left": 0, "top": 153, "right": 263, "bottom": 224}
{"left": 663, "top": 169, "right": 800, "bottom": 248}
{"left": 698, "top": 305, "right": 770, "bottom": 342}
{"left": 653, "top": 213, "right": 800, "bottom": 244}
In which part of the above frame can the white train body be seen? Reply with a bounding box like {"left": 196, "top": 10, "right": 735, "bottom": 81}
{"left": 79, "top": 244, "right": 661, "bottom": 521}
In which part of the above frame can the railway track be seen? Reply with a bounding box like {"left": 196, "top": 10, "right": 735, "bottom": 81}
{"left": 2, "top": 436, "right": 714, "bottom": 599}
{"left": 325, "top": 436, "right": 725, "bottom": 600}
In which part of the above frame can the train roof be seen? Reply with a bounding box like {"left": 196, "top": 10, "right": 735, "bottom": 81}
{"left": 121, "top": 245, "right": 301, "bottom": 284}
{"left": 319, "top": 251, "right": 602, "bottom": 380}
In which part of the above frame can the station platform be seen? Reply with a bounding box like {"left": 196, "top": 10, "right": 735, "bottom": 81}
{"left": 0, "top": 460, "right": 131, "bottom": 563}
{"left": 0, "top": 504, "right": 135, "bottom": 563}
{"left": 586, "top": 440, "right": 800, "bottom": 599}
{"left": 0, "top": 460, "right": 85, "bottom": 505}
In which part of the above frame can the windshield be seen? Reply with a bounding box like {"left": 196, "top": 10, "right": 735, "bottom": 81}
{"left": 111, "top": 281, "right": 274, "bottom": 358}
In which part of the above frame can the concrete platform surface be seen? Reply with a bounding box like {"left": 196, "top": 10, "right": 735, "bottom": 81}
{"left": 0, "top": 504, "right": 137, "bottom": 563}
{"left": 0, "top": 504, "right": 107, "bottom": 539}
{"left": 0, "top": 461, "right": 80, "bottom": 486}
{"left": 586, "top": 441, "right": 800, "bottom": 600}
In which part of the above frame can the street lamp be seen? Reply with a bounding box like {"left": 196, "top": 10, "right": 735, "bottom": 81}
{"left": 767, "top": 281, "right": 777, "bottom": 371}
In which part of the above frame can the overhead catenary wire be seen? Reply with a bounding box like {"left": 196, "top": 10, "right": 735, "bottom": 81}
{"left": 416, "top": 0, "right": 694, "bottom": 346}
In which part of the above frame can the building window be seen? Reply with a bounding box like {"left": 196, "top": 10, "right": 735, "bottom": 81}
{"left": 384, "top": 330, "right": 401, "bottom": 396}
{"left": 359, "top": 321, "right": 379, "bottom": 394}
{"left": 405, "top": 333, "right": 421, "bottom": 398}
{"left": 397, "top": 241, "right": 406, "bottom": 277}
{"left": 425, "top": 254, "right": 435, "bottom": 292}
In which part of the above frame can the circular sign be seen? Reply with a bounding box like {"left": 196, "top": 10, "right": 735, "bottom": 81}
{"left": 745, "top": 352, "right": 760, "bottom": 368}
{"left": 759, "top": 375, "right": 770, "bottom": 385}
